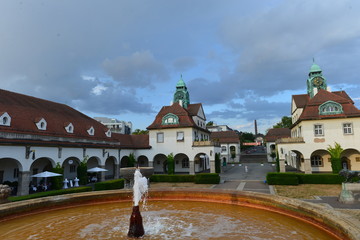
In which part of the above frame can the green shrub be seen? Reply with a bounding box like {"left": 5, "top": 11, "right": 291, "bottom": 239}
{"left": 9, "top": 187, "right": 92, "bottom": 202}
{"left": 77, "top": 157, "right": 88, "bottom": 185}
{"left": 51, "top": 162, "right": 64, "bottom": 190}
{"left": 266, "top": 172, "right": 299, "bottom": 185}
{"left": 297, "top": 173, "right": 345, "bottom": 184}
{"left": 150, "top": 174, "right": 195, "bottom": 182}
{"left": 167, "top": 153, "right": 175, "bottom": 175}
{"left": 195, "top": 173, "right": 220, "bottom": 184}
{"left": 94, "top": 179, "right": 125, "bottom": 191}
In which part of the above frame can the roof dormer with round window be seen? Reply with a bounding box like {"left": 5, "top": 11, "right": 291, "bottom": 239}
{"left": 35, "top": 118, "right": 47, "bottom": 130}
{"left": 0, "top": 112, "right": 11, "bottom": 127}
{"left": 87, "top": 126, "right": 95, "bottom": 136}
{"left": 64, "top": 122, "right": 74, "bottom": 133}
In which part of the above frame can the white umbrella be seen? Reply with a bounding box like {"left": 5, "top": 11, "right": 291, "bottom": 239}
{"left": 31, "top": 171, "right": 62, "bottom": 178}
{"left": 87, "top": 167, "right": 108, "bottom": 173}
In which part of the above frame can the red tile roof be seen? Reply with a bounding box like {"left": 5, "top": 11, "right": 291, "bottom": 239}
{"left": 264, "top": 128, "right": 291, "bottom": 142}
{"left": 147, "top": 102, "right": 208, "bottom": 131}
{"left": 210, "top": 131, "right": 240, "bottom": 144}
{"left": 0, "top": 89, "right": 149, "bottom": 149}
{"left": 293, "top": 90, "right": 360, "bottom": 122}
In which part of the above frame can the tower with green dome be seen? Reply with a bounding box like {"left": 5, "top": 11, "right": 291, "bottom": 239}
{"left": 173, "top": 75, "right": 190, "bottom": 108}
{"left": 307, "top": 60, "right": 327, "bottom": 98}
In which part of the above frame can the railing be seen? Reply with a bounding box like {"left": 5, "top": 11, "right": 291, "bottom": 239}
{"left": 276, "top": 137, "right": 304, "bottom": 144}
{"left": 193, "top": 140, "right": 220, "bottom": 147}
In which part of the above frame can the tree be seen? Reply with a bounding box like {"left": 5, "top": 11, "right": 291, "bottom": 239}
{"left": 273, "top": 116, "right": 292, "bottom": 128}
{"left": 215, "top": 153, "right": 221, "bottom": 173}
{"left": 128, "top": 153, "right": 136, "bottom": 167}
{"left": 327, "top": 142, "right": 343, "bottom": 174}
{"left": 167, "top": 153, "right": 175, "bottom": 175}
{"left": 77, "top": 156, "right": 88, "bottom": 185}
{"left": 240, "top": 132, "right": 255, "bottom": 151}
{"left": 206, "top": 121, "right": 214, "bottom": 126}
{"left": 132, "top": 129, "right": 149, "bottom": 135}
{"left": 51, "top": 162, "right": 64, "bottom": 190}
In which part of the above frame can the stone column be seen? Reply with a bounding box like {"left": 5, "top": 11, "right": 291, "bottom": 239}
{"left": 18, "top": 171, "right": 31, "bottom": 196}
{"left": 114, "top": 163, "right": 120, "bottom": 179}
{"left": 279, "top": 159, "right": 286, "bottom": 172}
{"left": 189, "top": 160, "right": 195, "bottom": 175}
{"left": 210, "top": 159, "right": 216, "bottom": 173}
{"left": 304, "top": 159, "right": 312, "bottom": 174}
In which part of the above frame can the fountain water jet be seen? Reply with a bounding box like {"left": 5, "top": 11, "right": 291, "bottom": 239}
{"left": 127, "top": 168, "right": 148, "bottom": 238}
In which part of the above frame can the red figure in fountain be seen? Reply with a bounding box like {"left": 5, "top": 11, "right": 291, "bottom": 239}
{"left": 127, "top": 205, "right": 144, "bottom": 238}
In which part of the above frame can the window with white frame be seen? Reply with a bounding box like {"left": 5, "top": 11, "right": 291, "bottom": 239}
{"left": 343, "top": 123, "right": 353, "bottom": 135}
{"left": 177, "top": 131, "right": 184, "bottom": 141}
{"left": 311, "top": 155, "right": 323, "bottom": 167}
{"left": 314, "top": 124, "right": 323, "bottom": 136}
{"left": 0, "top": 112, "right": 11, "bottom": 126}
{"left": 35, "top": 118, "right": 47, "bottom": 130}
{"left": 182, "top": 158, "right": 189, "bottom": 168}
{"left": 221, "top": 146, "right": 227, "bottom": 153}
{"left": 157, "top": 132, "right": 164, "bottom": 143}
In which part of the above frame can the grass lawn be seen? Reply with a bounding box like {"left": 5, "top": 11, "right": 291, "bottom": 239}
{"left": 274, "top": 184, "right": 342, "bottom": 199}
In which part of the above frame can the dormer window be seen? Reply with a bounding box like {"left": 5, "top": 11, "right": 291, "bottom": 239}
{"left": 105, "top": 129, "right": 112, "bottom": 137}
{"left": 87, "top": 126, "right": 95, "bottom": 136}
{"left": 162, "top": 113, "right": 179, "bottom": 125}
{"left": 64, "top": 123, "right": 74, "bottom": 133}
{"left": 35, "top": 118, "right": 47, "bottom": 130}
{"left": 319, "top": 101, "right": 343, "bottom": 115}
{"left": 0, "top": 112, "right": 11, "bottom": 126}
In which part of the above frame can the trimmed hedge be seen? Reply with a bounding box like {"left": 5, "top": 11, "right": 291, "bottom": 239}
{"left": 195, "top": 173, "right": 220, "bottom": 184}
{"left": 266, "top": 172, "right": 345, "bottom": 185}
{"left": 266, "top": 172, "right": 299, "bottom": 185}
{"left": 94, "top": 179, "right": 125, "bottom": 191}
{"left": 150, "top": 174, "right": 195, "bottom": 183}
{"left": 8, "top": 186, "right": 92, "bottom": 202}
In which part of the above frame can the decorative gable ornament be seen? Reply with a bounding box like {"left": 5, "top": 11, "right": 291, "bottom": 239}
{"left": 319, "top": 101, "right": 343, "bottom": 115}
{"left": 35, "top": 118, "right": 47, "bottom": 130}
{"left": 162, "top": 113, "right": 179, "bottom": 125}
{"left": 0, "top": 112, "right": 11, "bottom": 126}
{"left": 87, "top": 126, "right": 95, "bottom": 136}
{"left": 105, "top": 129, "right": 112, "bottom": 137}
{"left": 64, "top": 122, "right": 74, "bottom": 133}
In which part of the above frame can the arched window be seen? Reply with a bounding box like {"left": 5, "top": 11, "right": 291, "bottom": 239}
{"left": 162, "top": 113, "right": 179, "bottom": 125}
{"left": 221, "top": 146, "right": 227, "bottom": 153}
{"left": 319, "top": 101, "right": 343, "bottom": 115}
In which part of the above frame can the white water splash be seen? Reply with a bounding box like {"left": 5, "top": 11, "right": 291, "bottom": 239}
{"left": 133, "top": 168, "right": 148, "bottom": 206}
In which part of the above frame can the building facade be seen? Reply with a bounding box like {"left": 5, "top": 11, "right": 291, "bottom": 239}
{"left": 95, "top": 117, "right": 132, "bottom": 134}
{"left": 0, "top": 76, "right": 220, "bottom": 196}
{"left": 277, "top": 62, "right": 360, "bottom": 173}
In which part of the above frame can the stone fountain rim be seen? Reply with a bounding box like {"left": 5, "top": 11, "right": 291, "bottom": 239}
{"left": 0, "top": 188, "right": 358, "bottom": 240}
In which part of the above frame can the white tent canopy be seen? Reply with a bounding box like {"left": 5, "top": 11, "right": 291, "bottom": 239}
{"left": 31, "top": 171, "right": 62, "bottom": 178}
{"left": 87, "top": 167, "right": 108, "bottom": 173}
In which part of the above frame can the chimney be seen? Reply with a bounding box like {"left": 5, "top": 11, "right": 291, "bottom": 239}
{"left": 254, "top": 120, "right": 258, "bottom": 135}
{"left": 179, "top": 100, "right": 183, "bottom": 107}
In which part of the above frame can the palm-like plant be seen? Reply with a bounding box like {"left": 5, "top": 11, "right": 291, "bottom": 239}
{"left": 327, "top": 142, "right": 343, "bottom": 173}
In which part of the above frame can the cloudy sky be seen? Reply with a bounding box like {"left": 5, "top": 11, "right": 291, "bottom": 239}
{"left": 1, "top": 1, "right": 360, "bottom": 134}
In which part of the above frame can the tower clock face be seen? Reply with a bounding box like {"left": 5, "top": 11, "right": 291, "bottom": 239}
{"left": 313, "top": 77, "right": 324, "bottom": 87}
{"left": 176, "top": 92, "right": 183, "bottom": 99}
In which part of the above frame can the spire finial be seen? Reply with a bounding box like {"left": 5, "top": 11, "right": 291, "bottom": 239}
{"left": 313, "top": 57, "right": 315, "bottom": 63}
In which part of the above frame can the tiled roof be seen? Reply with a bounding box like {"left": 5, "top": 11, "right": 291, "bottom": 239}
{"left": 147, "top": 102, "right": 208, "bottom": 131}
{"left": 210, "top": 131, "right": 240, "bottom": 144}
{"left": 0, "top": 89, "right": 149, "bottom": 149}
{"left": 294, "top": 90, "right": 360, "bottom": 122}
{"left": 264, "top": 128, "right": 291, "bottom": 142}
{"left": 293, "top": 94, "right": 309, "bottom": 108}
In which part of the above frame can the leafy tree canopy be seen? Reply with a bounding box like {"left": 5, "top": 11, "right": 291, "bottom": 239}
{"left": 273, "top": 116, "right": 292, "bottom": 128}
{"left": 132, "top": 129, "right": 149, "bottom": 135}
{"left": 240, "top": 132, "right": 255, "bottom": 142}
{"left": 206, "top": 121, "right": 214, "bottom": 126}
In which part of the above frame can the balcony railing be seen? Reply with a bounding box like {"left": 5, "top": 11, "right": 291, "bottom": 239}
{"left": 276, "top": 137, "right": 304, "bottom": 144}
{"left": 193, "top": 140, "right": 220, "bottom": 147}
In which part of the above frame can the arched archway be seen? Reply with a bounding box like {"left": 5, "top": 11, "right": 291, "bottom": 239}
{"left": 194, "top": 153, "right": 209, "bottom": 173}
{"left": 0, "top": 158, "right": 22, "bottom": 195}
{"left": 105, "top": 156, "right": 117, "bottom": 179}
{"left": 153, "top": 154, "right": 167, "bottom": 174}
{"left": 30, "top": 157, "right": 56, "bottom": 186}
{"left": 120, "top": 156, "right": 130, "bottom": 168}
{"left": 62, "top": 157, "right": 81, "bottom": 180}
{"left": 174, "top": 153, "right": 189, "bottom": 174}
{"left": 137, "top": 155, "right": 149, "bottom": 167}
{"left": 310, "top": 149, "right": 331, "bottom": 173}
{"left": 87, "top": 156, "right": 100, "bottom": 169}
{"left": 341, "top": 148, "right": 360, "bottom": 171}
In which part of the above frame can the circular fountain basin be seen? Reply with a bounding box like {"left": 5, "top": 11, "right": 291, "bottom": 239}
{"left": 0, "top": 189, "right": 358, "bottom": 240}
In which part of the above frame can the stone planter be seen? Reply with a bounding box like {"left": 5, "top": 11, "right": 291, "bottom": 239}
{"left": 0, "top": 185, "right": 12, "bottom": 204}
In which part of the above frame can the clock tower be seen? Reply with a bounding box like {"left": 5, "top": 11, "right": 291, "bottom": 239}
{"left": 173, "top": 75, "right": 190, "bottom": 108}
{"left": 307, "top": 61, "right": 327, "bottom": 98}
